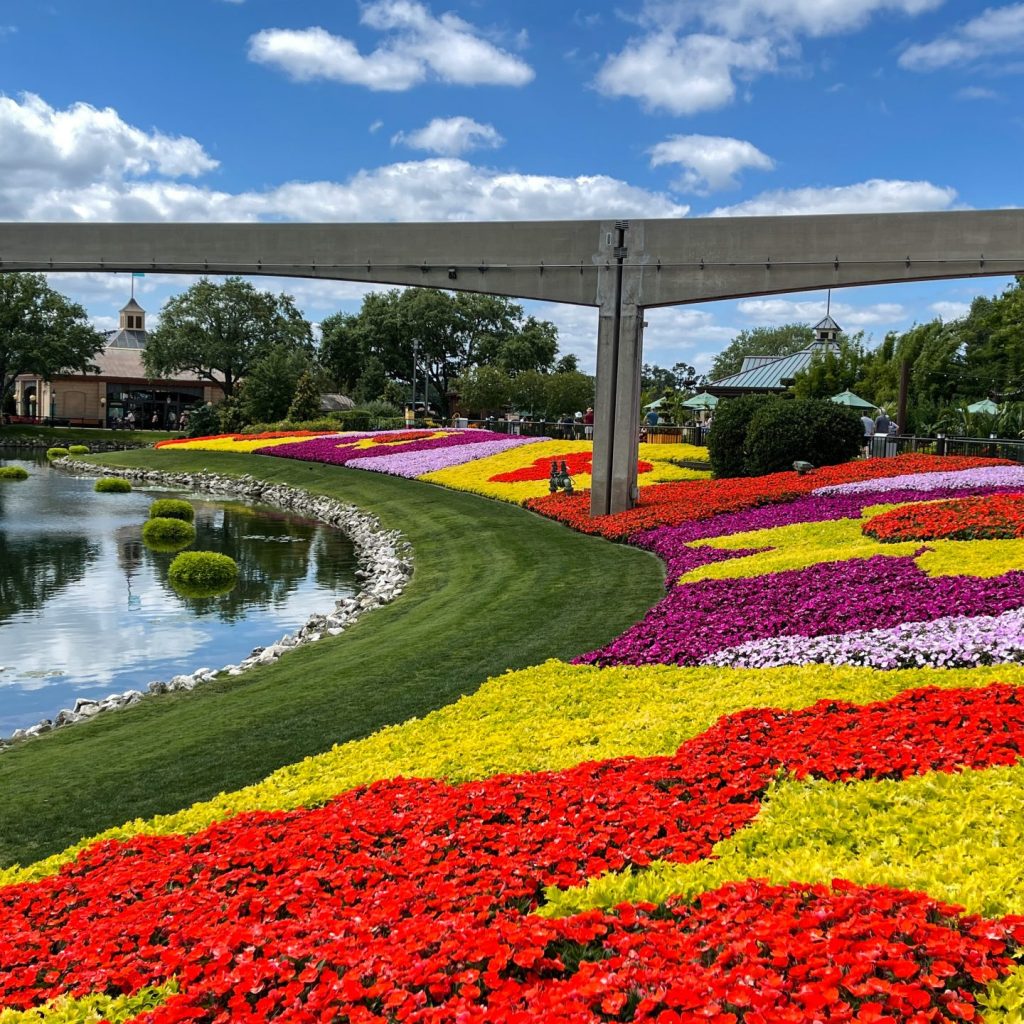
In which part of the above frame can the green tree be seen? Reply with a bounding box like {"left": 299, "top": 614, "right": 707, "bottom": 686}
{"left": 239, "top": 343, "right": 315, "bottom": 424}
{"left": 144, "top": 277, "right": 313, "bottom": 398}
{"left": 0, "top": 272, "right": 104, "bottom": 409}
{"left": 453, "top": 365, "right": 511, "bottom": 415}
{"left": 543, "top": 370, "right": 594, "bottom": 420}
{"left": 554, "top": 353, "right": 580, "bottom": 374}
{"left": 710, "top": 324, "right": 813, "bottom": 381}
{"left": 287, "top": 369, "right": 324, "bottom": 422}
{"left": 793, "top": 334, "right": 868, "bottom": 400}
{"left": 509, "top": 369, "right": 548, "bottom": 417}
{"left": 318, "top": 312, "right": 363, "bottom": 394}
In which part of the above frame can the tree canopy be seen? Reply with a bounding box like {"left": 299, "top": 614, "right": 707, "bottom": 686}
{"left": 143, "top": 277, "right": 313, "bottom": 399}
{"left": 317, "top": 287, "right": 561, "bottom": 416}
{"left": 709, "top": 324, "right": 813, "bottom": 381}
{"left": 0, "top": 272, "right": 104, "bottom": 408}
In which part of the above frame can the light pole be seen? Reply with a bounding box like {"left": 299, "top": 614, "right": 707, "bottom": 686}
{"left": 411, "top": 339, "right": 418, "bottom": 412}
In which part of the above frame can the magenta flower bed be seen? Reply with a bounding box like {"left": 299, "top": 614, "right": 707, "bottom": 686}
{"left": 576, "top": 555, "right": 1024, "bottom": 667}
{"left": 255, "top": 429, "right": 507, "bottom": 466}
{"left": 633, "top": 486, "right": 1024, "bottom": 583}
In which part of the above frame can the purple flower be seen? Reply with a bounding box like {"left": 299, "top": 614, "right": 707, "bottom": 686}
{"left": 349, "top": 437, "right": 544, "bottom": 478}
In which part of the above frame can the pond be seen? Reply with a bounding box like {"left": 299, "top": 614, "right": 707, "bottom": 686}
{"left": 0, "top": 449, "right": 359, "bottom": 735}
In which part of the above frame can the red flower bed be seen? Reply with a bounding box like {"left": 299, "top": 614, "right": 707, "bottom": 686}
{"left": 2, "top": 684, "right": 1024, "bottom": 1021}
{"left": 525, "top": 455, "right": 1011, "bottom": 539}
{"left": 489, "top": 451, "right": 653, "bottom": 483}
{"left": 864, "top": 493, "right": 1024, "bottom": 542}
{"left": 154, "top": 430, "right": 334, "bottom": 448}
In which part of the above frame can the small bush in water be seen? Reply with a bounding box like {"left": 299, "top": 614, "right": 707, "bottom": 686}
{"left": 94, "top": 477, "right": 132, "bottom": 493}
{"left": 68, "top": 445, "right": 90, "bottom": 455}
{"left": 0, "top": 466, "right": 29, "bottom": 480}
{"left": 142, "top": 517, "right": 196, "bottom": 551}
{"left": 46, "top": 447, "right": 69, "bottom": 460}
{"left": 168, "top": 551, "right": 239, "bottom": 597}
{"left": 148, "top": 498, "right": 195, "bottom": 522}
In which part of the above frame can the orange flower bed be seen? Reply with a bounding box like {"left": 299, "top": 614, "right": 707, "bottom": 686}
{"left": 525, "top": 454, "right": 1012, "bottom": 539}
{"left": 864, "top": 493, "right": 1024, "bottom": 542}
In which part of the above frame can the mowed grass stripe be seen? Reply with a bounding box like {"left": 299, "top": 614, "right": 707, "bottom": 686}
{"left": 0, "top": 450, "right": 664, "bottom": 867}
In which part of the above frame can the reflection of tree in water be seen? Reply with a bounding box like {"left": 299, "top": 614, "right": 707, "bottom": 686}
{"left": 0, "top": 533, "right": 99, "bottom": 624}
{"left": 146, "top": 502, "right": 353, "bottom": 622}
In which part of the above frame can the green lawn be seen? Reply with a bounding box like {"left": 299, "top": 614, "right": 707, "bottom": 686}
{"left": 1, "top": 424, "right": 178, "bottom": 445}
{"left": 0, "top": 449, "right": 664, "bottom": 867}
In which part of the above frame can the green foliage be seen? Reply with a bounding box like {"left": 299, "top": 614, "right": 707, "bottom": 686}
{"left": 453, "top": 364, "right": 510, "bottom": 415}
{"left": 287, "top": 369, "right": 324, "bottom": 423}
{"left": 93, "top": 477, "right": 132, "bottom": 493}
{"left": 141, "top": 516, "right": 196, "bottom": 551}
{"left": 238, "top": 343, "right": 316, "bottom": 424}
{"left": 143, "top": 277, "right": 313, "bottom": 399}
{"left": 710, "top": 323, "right": 813, "bottom": 381}
{"left": 0, "top": 465, "right": 28, "bottom": 480}
{"left": 543, "top": 370, "right": 595, "bottom": 420}
{"left": 706, "top": 394, "right": 778, "bottom": 478}
{"left": 45, "top": 447, "right": 69, "bottom": 460}
{"left": 509, "top": 368, "right": 548, "bottom": 417}
{"left": 0, "top": 981, "right": 174, "bottom": 1023}
{"left": 184, "top": 402, "right": 220, "bottom": 438}
{"left": 67, "top": 445, "right": 90, "bottom": 455}
{"left": 0, "top": 272, "right": 105, "bottom": 409}
{"left": 167, "top": 550, "right": 239, "bottom": 597}
{"left": 743, "top": 398, "right": 863, "bottom": 475}
{"left": 792, "top": 335, "right": 868, "bottom": 400}
{"left": 148, "top": 498, "right": 194, "bottom": 522}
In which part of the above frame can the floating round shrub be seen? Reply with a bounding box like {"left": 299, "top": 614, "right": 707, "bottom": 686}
{"left": 168, "top": 551, "right": 239, "bottom": 598}
{"left": 142, "top": 516, "right": 196, "bottom": 552}
{"left": 68, "top": 444, "right": 90, "bottom": 455}
{"left": 94, "top": 476, "right": 133, "bottom": 493}
{"left": 148, "top": 498, "right": 195, "bottom": 523}
{"left": 46, "top": 447, "right": 69, "bottom": 460}
{"left": 0, "top": 466, "right": 29, "bottom": 481}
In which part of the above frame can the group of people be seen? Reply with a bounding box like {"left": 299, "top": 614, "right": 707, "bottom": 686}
{"left": 111, "top": 408, "right": 190, "bottom": 431}
{"left": 861, "top": 409, "right": 899, "bottom": 456}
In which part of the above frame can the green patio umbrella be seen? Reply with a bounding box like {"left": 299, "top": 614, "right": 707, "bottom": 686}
{"left": 830, "top": 390, "right": 876, "bottom": 410}
{"left": 642, "top": 396, "right": 666, "bottom": 410}
{"left": 966, "top": 398, "right": 1000, "bottom": 415}
{"left": 681, "top": 391, "right": 719, "bottom": 410}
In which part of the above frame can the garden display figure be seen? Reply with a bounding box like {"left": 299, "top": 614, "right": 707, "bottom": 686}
{"left": 548, "top": 460, "right": 574, "bottom": 494}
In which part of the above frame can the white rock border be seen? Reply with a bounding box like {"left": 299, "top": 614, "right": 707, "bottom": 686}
{"left": 0, "top": 458, "right": 413, "bottom": 751}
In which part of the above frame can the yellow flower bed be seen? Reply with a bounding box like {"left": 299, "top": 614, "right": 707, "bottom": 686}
{"left": 5, "top": 660, "right": 1024, "bottom": 889}
{"left": 681, "top": 514, "right": 1024, "bottom": 582}
{"left": 420, "top": 440, "right": 708, "bottom": 503}
{"left": 157, "top": 433, "right": 343, "bottom": 453}
{"left": 542, "top": 760, "right": 1024, "bottom": 919}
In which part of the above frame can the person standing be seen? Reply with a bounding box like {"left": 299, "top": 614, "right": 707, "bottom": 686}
{"left": 860, "top": 413, "right": 875, "bottom": 456}
{"left": 583, "top": 407, "right": 594, "bottom": 440}
{"left": 125, "top": 409, "right": 136, "bottom": 430}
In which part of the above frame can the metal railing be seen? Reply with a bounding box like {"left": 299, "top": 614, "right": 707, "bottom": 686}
{"left": 460, "top": 419, "right": 709, "bottom": 446}
{"left": 871, "top": 434, "right": 1024, "bottom": 463}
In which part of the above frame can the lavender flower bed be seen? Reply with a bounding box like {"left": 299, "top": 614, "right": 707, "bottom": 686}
{"left": 255, "top": 430, "right": 506, "bottom": 467}
{"left": 705, "top": 607, "right": 1024, "bottom": 670}
{"left": 576, "top": 555, "right": 1024, "bottom": 667}
{"left": 633, "top": 486, "right": 1024, "bottom": 583}
{"left": 814, "top": 465, "right": 1024, "bottom": 496}
{"left": 349, "top": 436, "right": 545, "bottom": 478}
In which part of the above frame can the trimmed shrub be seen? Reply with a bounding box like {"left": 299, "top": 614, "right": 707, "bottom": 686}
{"left": 94, "top": 476, "right": 133, "bottom": 493}
{"left": 0, "top": 466, "right": 29, "bottom": 480}
{"left": 68, "top": 444, "right": 90, "bottom": 455}
{"left": 148, "top": 498, "right": 195, "bottom": 523}
{"left": 46, "top": 447, "right": 69, "bottom": 460}
{"left": 142, "top": 517, "right": 196, "bottom": 552}
{"left": 706, "top": 395, "right": 778, "bottom": 478}
{"left": 743, "top": 398, "right": 863, "bottom": 476}
{"left": 168, "top": 551, "right": 239, "bottom": 598}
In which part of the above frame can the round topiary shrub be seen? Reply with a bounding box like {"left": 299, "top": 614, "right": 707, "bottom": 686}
{"left": 142, "top": 516, "right": 197, "bottom": 551}
{"left": 94, "top": 476, "right": 133, "bottom": 493}
{"left": 706, "top": 394, "right": 779, "bottom": 478}
{"left": 742, "top": 398, "right": 863, "bottom": 477}
{"left": 68, "top": 444, "right": 90, "bottom": 455}
{"left": 168, "top": 551, "right": 239, "bottom": 598}
{"left": 46, "top": 447, "right": 69, "bottom": 460}
{"left": 0, "top": 466, "right": 29, "bottom": 481}
{"left": 148, "top": 498, "right": 195, "bottom": 522}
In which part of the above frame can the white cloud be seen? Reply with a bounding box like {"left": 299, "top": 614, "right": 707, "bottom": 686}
{"left": 595, "top": 32, "right": 776, "bottom": 114}
{"left": 642, "top": 0, "right": 942, "bottom": 39}
{"left": 649, "top": 134, "right": 774, "bottom": 193}
{"left": 899, "top": 4, "right": 1024, "bottom": 70}
{"left": 737, "top": 297, "right": 905, "bottom": 327}
{"left": 930, "top": 300, "right": 971, "bottom": 320}
{"left": 709, "top": 178, "right": 958, "bottom": 216}
{"left": 248, "top": 1, "right": 533, "bottom": 90}
{"left": 0, "top": 93, "right": 217, "bottom": 189}
{"left": 392, "top": 116, "right": 503, "bottom": 156}
{"left": 369, "top": 119, "right": 384, "bottom": 133}
{"left": 956, "top": 85, "right": 1001, "bottom": 100}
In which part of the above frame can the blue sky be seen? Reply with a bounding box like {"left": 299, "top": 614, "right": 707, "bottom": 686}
{"left": 1, "top": 0, "right": 1022, "bottom": 375}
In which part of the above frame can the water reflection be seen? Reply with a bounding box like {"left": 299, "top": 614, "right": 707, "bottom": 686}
{"left": 0, "top": 448, "right": 358, "bottom": 733}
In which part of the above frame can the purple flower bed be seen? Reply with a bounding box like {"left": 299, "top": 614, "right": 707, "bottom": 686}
{"left": 814, "top": 465, "right": 1024, "bottom": 496}
{"left": 349, "top": 436, "right": 545, "bottom": 478}
{"left": 575, "top": 555, "right": 1024, "bottom": 667}
{"left": 704, "top": 607, "right": 1024, "bottom": 670}
{"left": 255, "top": 430, "right": 508, "bottom": 466}
{"left": 634, "top": 487, "right": 1024, "bottom": 583}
